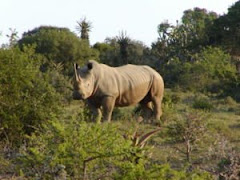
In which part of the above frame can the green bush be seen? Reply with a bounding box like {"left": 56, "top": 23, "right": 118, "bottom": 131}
{"left": 162, "top": 47, "right": 237, "bottom": 97}
{"left": 0, "top": 47, "right": 62, "bottom": 145}
{"left": 17, "top": 116, "right": 134, "bottom": 179}
{"left": 112, "top": 107, "right": 136, "bottom": 121}
{"left": 163, "top": 92, "right": 181, "bottom": 109}
{"left": 47, "top": 65, "right": 73, "bottom": 103}
{"left": 114, "top": 163, "right": 213, "bottom": 180}
{"left": 224, "top": 96, "right": 237, "bottom": 106}
{"left": 166, "top": 109, "right": 209, "bottom": 163}
{"left": 192, "top": 96, "right": 213, "bottom": 111}
{"left": 17, "top": 112, "right": 214, "bottom": 179}
{"left": 0, "top": 150, "right": 11, "bottom": 174}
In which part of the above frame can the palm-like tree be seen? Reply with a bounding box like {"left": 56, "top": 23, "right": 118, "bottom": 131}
{"left": 76, "top": 17, "right": 92, "bottom": 43}
{"left": 117, "top": 31, "right": 130, "bottom": 64}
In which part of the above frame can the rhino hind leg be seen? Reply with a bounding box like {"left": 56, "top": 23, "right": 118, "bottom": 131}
{"left": 140, "top": 101, "right": 153, "bottom": 123}
{"left": 152, "top": 97, "right": 163, "bottom": 123}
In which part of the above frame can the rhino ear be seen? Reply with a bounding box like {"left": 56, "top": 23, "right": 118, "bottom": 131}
{"left": 87, "top": 62, "right": 93, "bottom": 70}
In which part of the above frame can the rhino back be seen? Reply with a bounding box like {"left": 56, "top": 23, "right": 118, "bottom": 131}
{"left": 93, "top": 63, "right": 161, "bottom": 106}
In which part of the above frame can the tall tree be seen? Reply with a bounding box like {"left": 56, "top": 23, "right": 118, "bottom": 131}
{"left": 210, "top": 1, "right": 240, "bottom": 53}
{"left": 209, "top": 1, "right": 240, "bottom": 73}
{"left": 181, "top": 8, "right": 217, "bottom": 48}
{"left": 153, "top": 8, "right": 217, "bottom": 64}
{"left": 94, "top": 33, "right": 148, "bottom": 66}
{"left": 6, "top": 28, "right": 19, "bottom": 48}
{"left": 76, "top": 17, "right": 92, "bottom": 44}
{"left": 157, "top": 20, "right": 173, "bottom": 44}
{"left": 117, "top": 31, "right": 130, "bottom": 65}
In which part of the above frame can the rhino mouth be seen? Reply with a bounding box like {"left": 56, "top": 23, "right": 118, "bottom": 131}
{"left": 72, "top": 91, "right": 84, "bottom": 100}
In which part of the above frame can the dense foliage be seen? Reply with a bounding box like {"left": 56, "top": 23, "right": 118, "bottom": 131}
{"left": 17, "top": 113, "right": 214, "bottom": 179}
{"left": 0, "top": 47, "right": 62, "bottom": 145}
{"left": 162, "top": 47, "right": 238, "bottom": 95}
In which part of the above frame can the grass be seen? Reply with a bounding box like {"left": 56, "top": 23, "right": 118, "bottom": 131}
{"left": 66, "top": 89, "right": 240, "bottom": 175}
{"left": 68, "top": 89, "right": 240, "bottom": 152}
{"left": 1, "top": 89, "right": 239, "bottom": 178}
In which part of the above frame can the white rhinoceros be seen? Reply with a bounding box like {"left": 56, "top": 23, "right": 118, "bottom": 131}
{"left": 73, "top": 60, "right": 164, "bottom": 123}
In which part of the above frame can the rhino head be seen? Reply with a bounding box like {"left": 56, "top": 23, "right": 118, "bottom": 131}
{"left": 73, "top": 62, "right": 95, "bottom": 100}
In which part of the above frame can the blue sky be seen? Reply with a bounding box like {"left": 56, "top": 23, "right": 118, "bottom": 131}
{"left": 0, "top": 0, "right": 238, "bottom": 46}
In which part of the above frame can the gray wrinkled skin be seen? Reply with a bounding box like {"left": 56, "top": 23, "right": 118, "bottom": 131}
{"left": 73, "top": 60, "right": 164, "bottom": 123}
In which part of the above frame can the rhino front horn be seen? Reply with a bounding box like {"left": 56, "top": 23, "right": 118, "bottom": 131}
{"left": 74, "top": 63, "right": 80, "bottom": 81}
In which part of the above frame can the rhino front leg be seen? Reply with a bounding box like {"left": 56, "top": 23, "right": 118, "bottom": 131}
{"left": 102, "top": 96, "right": 115, "bottom": 122}
{"left": 92, "top": 107, "right": 102, "bottom": 124}
{"left": 87, "top": 102, "right": 102, "bottom": 123}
